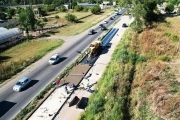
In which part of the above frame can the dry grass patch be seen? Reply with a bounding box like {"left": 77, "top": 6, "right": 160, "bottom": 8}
{"left": 130, "top": 16, "right": 180, "bottom": 119}
{"left": 158, "top": 17, "right": 180, "bottom": 36}
{"left": 141, "top": 29, "right": 176, "bottom": 57}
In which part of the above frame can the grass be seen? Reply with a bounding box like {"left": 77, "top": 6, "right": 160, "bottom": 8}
{"left": 0, "top": 39, "right": 64, "bottom": 83}
{"left": 47, "top": 11, "right": 92, "bottom": 19}
{"left": 46, "top": 8, "right": 114, "bottom": 36}
{"left": 79, "top": 16, "right": 180, "bottom": 120}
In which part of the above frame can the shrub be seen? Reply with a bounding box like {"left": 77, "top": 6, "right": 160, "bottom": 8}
{"left": 42, "top": 17, "right": 48, "bottom": 22}
{"left": 165, "top": 21, "right": 171, "bottom": 27}
{"left": 46, "top": 4, "right": 55, "bottom": 12}
{"left": 136, "top": 55, "right": 146, "bottom": 64}
{"left": 65, "top": 13, "right": 77, "bottom": 22}
{"left": 75, "top": 5, "right": 84, "bottom": 12}
{"left": 83, "top": 7, "right": 89, "bottom": 12}
{"left": 55, "top": 15, "right": 60, "bottom": 19}
{"left": 91, "top": 5, "right": 101, "bottom": 14}
{"left": 164, "top": 32, "right": 171, "bottom": 37}
{"left": 158, "top": 55, "right": 170, "bottom": 61}
{"left": 172, "top": 35, "right": 179, "bottom": 42}
{"left": 58, "top": 6, "right": 67, "bottom": 12}
{"left": 165, "top": 3, "right": 174, "bottom": 14}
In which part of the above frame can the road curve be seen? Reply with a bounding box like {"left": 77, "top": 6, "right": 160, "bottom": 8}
{"left": 0, "top": 8, "right": 127, "bottom": 120}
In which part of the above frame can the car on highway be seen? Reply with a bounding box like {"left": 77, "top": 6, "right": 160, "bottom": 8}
{"left": 100, "top": 25, "right": 107, "bottom": 30}
{"left": 13, "top": 77, "right": 31, "bottom": 92}
{"left": 99, "top": 24, "right": 104, "bottom": 28}
{"left": 104, "top": 21, "right": 108, "bottom": 24}
{"left": 48, "top": 53, "right": 60, "bottom": 64}
{"left": 110, "top": 17, "right": 114, "bottom": 20}
{"left": 88, "top": 29, "right": 95, "bottom": 35}
{"left": 122, "top": 23, "right": 128, "bottom": 27}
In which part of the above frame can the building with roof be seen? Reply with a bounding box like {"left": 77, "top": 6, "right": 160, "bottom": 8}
{"left": 0, "top": 27, "right": 23, "bottom": 51}
{"left": 77, "top": 3, "right": 97, "bottom": 8}
{"left": 0, "top": 27, "right": 23, "bottom": 44}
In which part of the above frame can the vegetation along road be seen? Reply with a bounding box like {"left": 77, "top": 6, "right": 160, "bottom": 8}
{"left": 0, "top": 8, "right": 127, "bottom": 120}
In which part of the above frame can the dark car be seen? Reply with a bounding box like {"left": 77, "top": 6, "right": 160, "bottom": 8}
{"left": 110, "top": 17, "right": 114, "bottom": 20}
{"left": 100, "top": 25, "right": 107, "bottom": 30}
{"left": 122, "top": 23, "right": 128, "bottom": 27}
{"left": 99, "top": 24, "right": 104, "bottom": 28}
{"left": 88, "top": 29, "right": 95, "bottom": 35}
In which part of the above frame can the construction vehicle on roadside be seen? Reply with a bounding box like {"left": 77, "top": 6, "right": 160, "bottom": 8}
{"left": 87, "top": 41, "right": 102, "bottom": 59}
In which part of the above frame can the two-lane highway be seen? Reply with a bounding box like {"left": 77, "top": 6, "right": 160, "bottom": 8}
{"left": 0, "top": 8, "right": 127, "bottom": 120}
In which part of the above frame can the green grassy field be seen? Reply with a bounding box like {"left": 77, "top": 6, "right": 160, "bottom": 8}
{"left": 0, "top": 39, "right": 64, "bottom": 83}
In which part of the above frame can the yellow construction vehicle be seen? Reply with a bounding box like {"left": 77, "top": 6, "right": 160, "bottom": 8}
{"left": 87, "top": 41, "right": 101, "bottom": 59}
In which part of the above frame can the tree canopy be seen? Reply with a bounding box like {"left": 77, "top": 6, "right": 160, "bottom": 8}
{"left": 18, "top": 6, "right": 37, "bottom": 39}
{"left": 118, "top": 0, "right": 163, "bottom": 32}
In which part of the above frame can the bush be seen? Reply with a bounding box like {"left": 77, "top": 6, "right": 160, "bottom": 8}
{"left": 165, "top": 3, "right": 174, "bottom": 14}
{"left": 172, "top": 35, "right": 179, "bottom": 42}
{"left": 91, "top": 5, "right": 101, "bottom": 14}
{"left": 158, "top": 55, "right": 170, "bottom": 61}
{"left": 58, "top": 6, "right": 67, "bottom": 12}
{"left": 75, "top": 5, "right": 84, "bottom": 12}
{"left": 46, "top": 4, "right": 55, "bottom": 12}
{"left": 164, "top": 32, "right": 171, "bottom": 37}
{"left": 42, "top": 17, "right": 48, "bottom": 22}
{"left": 65, "top": 13, "right": 77, "bottom": 22}
{"left": 83, "top": 7, "right": 89, "bottom": 12}
{"left": 0, "top": 11, "right": 7, "bottom": 20}
{"left": 55, "top": 15, "right": 60, "bottom": 19}
{"left": 136, "top": 55, "right": 146, "bottom": 64}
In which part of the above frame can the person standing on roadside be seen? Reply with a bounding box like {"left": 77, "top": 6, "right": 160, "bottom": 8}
{"left": 55, "top": 77, "right": 61, "bottom": 88}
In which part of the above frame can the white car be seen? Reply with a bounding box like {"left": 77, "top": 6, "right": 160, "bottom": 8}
{"left": 13, "top": 77, "right": 31, "bottom": 92}
{"left": 48, "top": 53, "right": 60, "bottom": 65}
{"left": 104, "top": 21, "right": 108, "bottom": 24}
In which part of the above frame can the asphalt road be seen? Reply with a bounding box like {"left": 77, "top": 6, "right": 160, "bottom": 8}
{"left": 0, "top": 8, "right": 127, "bottom": 120}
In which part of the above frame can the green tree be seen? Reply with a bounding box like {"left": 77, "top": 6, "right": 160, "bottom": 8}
{"left": 0, "top": 11, "right": 7, "bottom": 20}
{"left": 165, "top": 3, "right": 174, "bottom": 14}
{"left": 18, "top": 6, "right": 37, "bottom": 39}
{"left": 91, "top": 5, "right": 101, "bottom": 14}
{"left": 58, "top": 6, "right": 67, "bottom": 12}
{"left": 118, "top": 0, "right": 162, "bottom": 32}
{"left": 75, "top": 5, "right": 84, "bottom": 12}
{"left": 6, "top": 7, "right": 16, "bottom": 19}
{"left": 35, "top": 20, "right": 45, "bottom": 34}
{"left": 65, "top": 13, "right": 77, "bottom": 22}
{"left": 15, "top": 7, "right": 24, "bottom": 14}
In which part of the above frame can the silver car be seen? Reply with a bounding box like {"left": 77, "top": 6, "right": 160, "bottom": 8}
{"left": 13, "top": 77, "right": 31, "bottom": 92}
{"left": 48, "top": 53, "right": 60, "bottom": 65}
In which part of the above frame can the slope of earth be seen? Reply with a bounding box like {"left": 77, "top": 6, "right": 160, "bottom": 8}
{"left": 79, "top": 16, "right": 180, "bottom": 120}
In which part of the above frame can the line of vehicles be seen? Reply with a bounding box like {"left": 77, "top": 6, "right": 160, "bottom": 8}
{"left": 12, "top": 11, "right": 128, "bottom": 92}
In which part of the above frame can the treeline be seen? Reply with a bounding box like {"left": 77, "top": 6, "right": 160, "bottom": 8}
{"left": 119, "top": 0, "right": 180, "bottom": 32}
{"left": 0, "top": 0, "right": 105, "bottom": 5}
